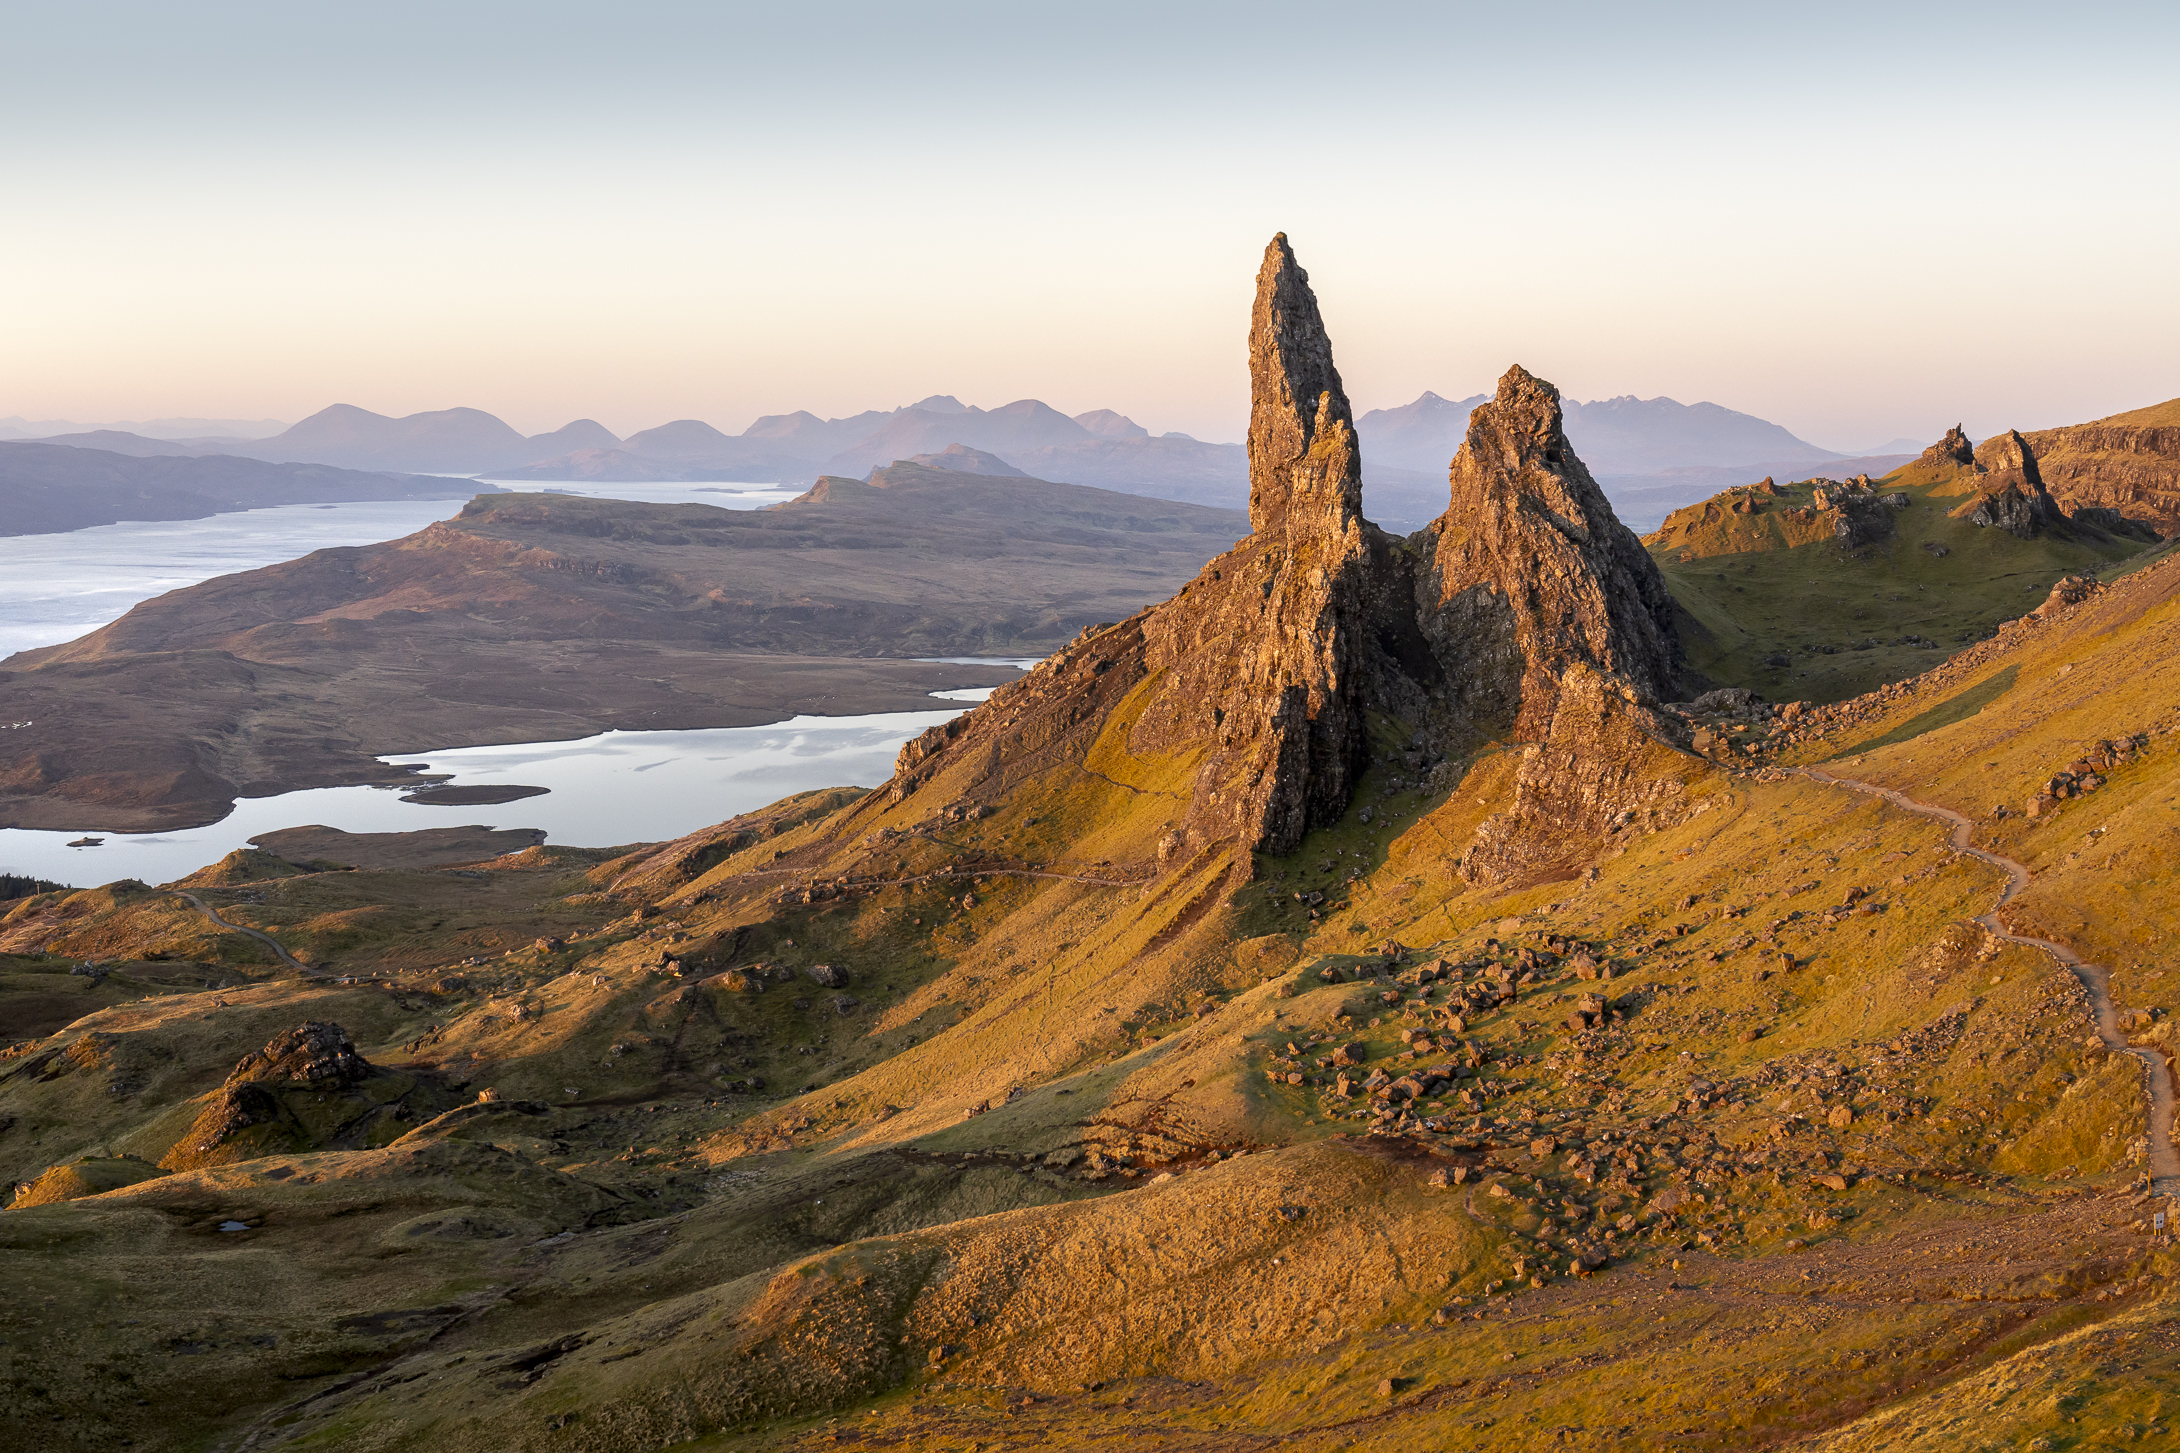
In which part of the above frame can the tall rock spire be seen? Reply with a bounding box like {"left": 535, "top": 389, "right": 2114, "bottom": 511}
{"left": 1417, "top": 363, "right": 1686, "bottom": 882}
{"left": 817, "top": 246, "right": 1690, "bottom": 894}
{"left": 1422, "top": 363, "right": 1680, "bottom": 736}
{"left": 1247, "top": 235, "right": 1361, "bottom": 537}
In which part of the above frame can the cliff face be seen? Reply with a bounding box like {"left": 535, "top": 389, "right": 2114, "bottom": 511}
{"left": 2007, "top": 422, "right": 2180, "bottom": 536}
{"left": 861, "top": 236, "right": 1690, "bottom": 882}
{"left": 1962, "top": 429, "right": 2070, "bottom": 538}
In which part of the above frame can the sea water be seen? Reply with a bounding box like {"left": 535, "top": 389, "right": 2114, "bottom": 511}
{"left": 0, "top": 689, "right": 1011, "bottom": 889}
{"left": 0, "top": 478, "right": 1030, "bottom": 890}
{"left": 0, "top": 481, "right": 797, "bottom": 658}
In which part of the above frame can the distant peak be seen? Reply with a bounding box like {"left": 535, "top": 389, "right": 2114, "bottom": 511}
{"left": 1072, "top": 408, "right": 1149, "bottom": 440}
{"left": 902, "top": 443, "right": 1027, "bottom": 478}
{"left": 908, "top": 394, "right": 967, "bottom": 415}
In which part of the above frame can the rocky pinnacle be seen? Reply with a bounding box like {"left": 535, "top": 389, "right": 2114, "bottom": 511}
{"left": 1247, "top": 234, "right": 1360, "bottom": 537}
{"left": 1423, "top": 363, "right": 1682, "bottom": 738}
{"left": 1920, "top": 424, "right": 1975, "bottom": 470}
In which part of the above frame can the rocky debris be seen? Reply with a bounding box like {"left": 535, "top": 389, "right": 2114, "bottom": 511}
{"left": 1566, "top": 993, "right": 1611, "bottom": 1032}
{"left": 2025, "top": 736, "right": 2144, "bottom": 816}
{"left": 226, "top": 1022, "right": 370, "bottom": 1088}
{"left": 806, "top": 963, "right": 852, "bottom": 989}
{"left": 2034, "top": 575, "right": 2102, "bottom": 617}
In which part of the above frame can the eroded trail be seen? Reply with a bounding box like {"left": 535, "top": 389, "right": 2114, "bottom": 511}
{"left": 1797, "top": 766, "right": 2178, "bottom": 1193}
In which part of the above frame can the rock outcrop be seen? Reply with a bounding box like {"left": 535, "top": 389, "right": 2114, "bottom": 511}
{"left": 227, "top": 1021, "right": 371, "bottom": 1087}
{"left": 1958, "top": 430, "right": 2068, "bottom": 538}
{"left": 159, "top": 1021, "right": 430, "bottom": 1171}
{"left": 1418, "top": 364, "right": 1680, "bottom": 739}
{"left": 1131, "top": 235, "right": 1376, "bottom": 853}
{"left": 1993, "top": 421, "right": 2178, "bottom": 537}
{"left": 1414, "top": 367, "right": 1686, "bottom": 882}
{"left": 1921, "top": 425, "right": 1975, "bottom": 470}
{"left": 849, "top": 235, "right": 1690, "bottom": 882}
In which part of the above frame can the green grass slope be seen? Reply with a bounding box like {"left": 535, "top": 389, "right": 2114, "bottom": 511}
{"left": 1648, "top": 472, "right": 2148, "bottom": 703}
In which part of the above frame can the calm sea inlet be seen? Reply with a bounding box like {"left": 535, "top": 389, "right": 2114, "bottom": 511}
{"left": 0, "top": 481, "right": 1028, "bottom": 888}
{"left": 0, "top": 479, "right": 799, "bottom": 657}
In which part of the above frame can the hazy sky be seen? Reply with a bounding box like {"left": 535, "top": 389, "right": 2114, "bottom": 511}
{"left": 7, "top": 2, "right": 2175, "bottom": 451}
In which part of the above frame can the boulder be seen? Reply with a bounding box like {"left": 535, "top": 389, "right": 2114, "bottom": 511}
{"left": 807, "top": 963, "right": 851, "bottom": 989}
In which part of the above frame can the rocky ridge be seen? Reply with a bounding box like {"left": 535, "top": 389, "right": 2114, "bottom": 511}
{"left": 810, "top": 237, "right": 1691, "bottom": 897}
{"left": 834, "top": 235, "right": 1691, "bottom": 880}
{"left": 1988, "top": 419, "right": 2180, "bottom": 537}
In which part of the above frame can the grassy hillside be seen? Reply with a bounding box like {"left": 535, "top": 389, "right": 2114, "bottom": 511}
{"left": 2, "top": 550, "right": 2179, "bottom": 1449}
{"left": 2095, "top": 396, "right": 2180, "bottom": 428}
{"left": 1648, "top": 472, "right": 2149, "bottom": 702}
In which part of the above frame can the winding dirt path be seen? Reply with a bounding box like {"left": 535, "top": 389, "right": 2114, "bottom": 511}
{"left": 172, "top": 890, "right": 317, "bottom": 977}
{"left": 1796, "top": 766, "right": 2178, "bottom": 1194}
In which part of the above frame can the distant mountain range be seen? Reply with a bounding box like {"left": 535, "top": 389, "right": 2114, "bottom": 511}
{"left": 6, "top": 391, "right": 1929, "bottom": 534}
{"left": 0, "top": 415, "right": 287, "bottom": 441}
{"left": 1350, "top": 390, "right": 1919, "bottom": 528}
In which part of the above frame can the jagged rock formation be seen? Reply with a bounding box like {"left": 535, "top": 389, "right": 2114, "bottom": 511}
{"left": 1958, "top": 430, "right": 2069, "bottom": 538}
{"left": 227, "top": 1021, "right": 371, "bottom": 1087}
{"left": 1245, "top": 236, "right": 1358, "bottom": 539}
{"left": 1987, "top": 420, "right": 2177, "bottom": 537}
{"left": 159, "top": 1021, "right": 425, "bottom": 1171}
{"left": 1801, "top": 475, "right": 1901, "bottom": 548}
{"left": 1131, "top": 235, "right": 1376, "bottom": 854}
{"left": 1921, "top": 424, "right": 1975, "bottom": 470}
{"left": 1418, "top": 365, "right": 1681, "bottom": 739}
{"left": 1414, "top": 367, "right": 1686, "bottom": 880}
{"left": 860, "top": 236, "right": 1689, "bottom": 880}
